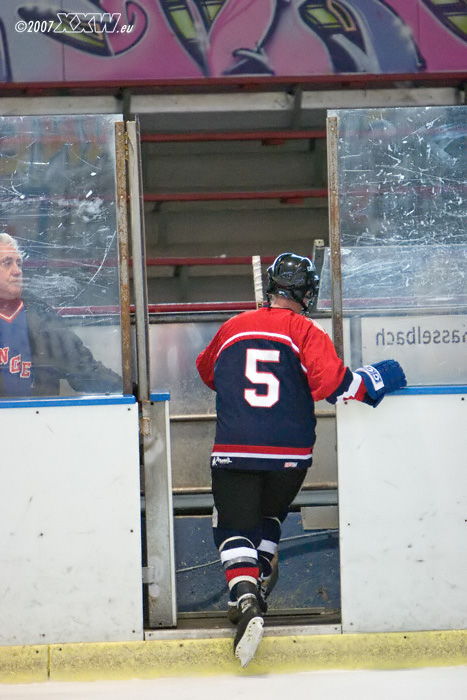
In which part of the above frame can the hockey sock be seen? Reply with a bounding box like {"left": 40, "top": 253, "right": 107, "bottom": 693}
{"left": 258, "top": 516, "right": 281, "bottom": 584}
{"left": 219, "top": 536, "right": 260, "bottom": 596}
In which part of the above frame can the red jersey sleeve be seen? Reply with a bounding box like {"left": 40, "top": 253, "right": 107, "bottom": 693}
{"left": 298, "top": 319, "right": 365, "bottom": 403}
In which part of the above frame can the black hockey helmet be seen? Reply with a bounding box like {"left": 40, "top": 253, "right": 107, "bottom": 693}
{"left": 266, "top": 252, "right": 320, "bottom": 311}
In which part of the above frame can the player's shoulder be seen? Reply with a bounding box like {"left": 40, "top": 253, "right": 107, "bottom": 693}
{"left": 215, "top": 308, "right": 276, "bottom": 343}
{"left": 223, "top": 307, "right": 263, "bottom": 329}
{"left": 306, "top": 317, "right": 328, "bottom": 335}
{"left": 290, "top": 312, "right": 328, "bottom": 336}
{"left": 214, "top": 309, "right": 255, "bottom": 341}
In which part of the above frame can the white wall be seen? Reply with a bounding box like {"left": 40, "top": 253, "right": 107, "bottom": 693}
{"left": 337, "top": 392, "right": 467, "bottom": 633}
{"left": 0, "top": 399, "right": 143, "bottom": 646}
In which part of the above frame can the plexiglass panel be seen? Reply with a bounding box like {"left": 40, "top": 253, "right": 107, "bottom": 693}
{"left": 321, "top": 106, "right": 467, "bottom": 386}
{"left": 149, "top": 322, "right": 218, "bottom": 415}
{"left": 319, "top": 245, "right": 467, "bottom": 310}
{"left": 0, "top": 115, "right": 123, "bottom": 398}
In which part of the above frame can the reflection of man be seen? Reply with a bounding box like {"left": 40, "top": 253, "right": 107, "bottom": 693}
{"left": 0, "top": 233, "right": 122, "bottom": 397}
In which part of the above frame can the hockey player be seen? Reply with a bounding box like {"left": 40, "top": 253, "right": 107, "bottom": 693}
{"left": 196, "top": 252, "right": 406, "bottom": 667}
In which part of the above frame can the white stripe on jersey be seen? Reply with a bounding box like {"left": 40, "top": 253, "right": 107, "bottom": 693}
{"left": 0, "top": 300, "right": 24, "bottom": 322}
{"left": 217, "top": 331, "right": 300, "bottom": 358}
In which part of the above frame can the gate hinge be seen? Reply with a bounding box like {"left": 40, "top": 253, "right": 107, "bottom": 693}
{"left": 142, "top": 566, "right": 156, "bottom": 585}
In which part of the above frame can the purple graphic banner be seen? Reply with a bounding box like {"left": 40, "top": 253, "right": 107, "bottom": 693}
{"left": 1, "top": 1, "right": 466, "bottom": 84}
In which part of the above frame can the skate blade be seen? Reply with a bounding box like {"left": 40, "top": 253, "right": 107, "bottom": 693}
{"left": 235, "top": 616, "right": 264, "bottom": 668}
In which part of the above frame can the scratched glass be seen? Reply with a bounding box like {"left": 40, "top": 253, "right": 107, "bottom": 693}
{"left": 320, "top": 106, "right": 467, "bottom": 385}
{"left": 0, "top": 114, "right": 123, "bottom": 397}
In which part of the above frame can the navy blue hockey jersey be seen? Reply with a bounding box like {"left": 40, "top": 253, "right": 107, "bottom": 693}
{"left": 0, "top": 301, "right": 33, "bottom": 396}
{"left": 196, "top": 306, "right": 365, "bottom": 472}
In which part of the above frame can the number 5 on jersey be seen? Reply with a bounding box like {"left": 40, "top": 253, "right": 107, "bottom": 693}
{"left": 244, "top": 348, "right": 280, "bottom": 407}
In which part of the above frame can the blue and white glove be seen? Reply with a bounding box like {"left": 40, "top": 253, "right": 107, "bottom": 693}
{"left": 356, "top": 360, "right": 407, "bottom": 407}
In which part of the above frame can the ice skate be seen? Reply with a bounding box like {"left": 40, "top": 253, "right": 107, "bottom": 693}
{"left": 227, "top": 600, "right": 241, "bottom": 625}
{"left": 229, "top": 586, "right": 267, "bottom": 622}
{"left": 233, "top": 594, "right": 264, "bottom": 668}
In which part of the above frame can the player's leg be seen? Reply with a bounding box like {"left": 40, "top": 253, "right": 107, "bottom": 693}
{"left": 211, "top": 468, "right": 265, "bottom": 667}
{"left": 257, "top": 515, "right": 281, "bottom": 604}
{"left": 258, "top": 468, "right": 307, "bottom": 602}
{"left": 212, "top": 468, "right": 262, "bottom": 606}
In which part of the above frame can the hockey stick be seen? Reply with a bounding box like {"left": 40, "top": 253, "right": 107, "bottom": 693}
{"left": 252, "top": 255, "right": 263, "bottom": 309}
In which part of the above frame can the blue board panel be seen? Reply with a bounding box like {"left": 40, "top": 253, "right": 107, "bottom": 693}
{"left": 174, "top": 513, "right": 340, "bottom": 613}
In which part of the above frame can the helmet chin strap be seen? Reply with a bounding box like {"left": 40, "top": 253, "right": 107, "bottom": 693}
{"left": 300, "top": 291, "right": 317, "bottom": 315}
{"left": 290, "top": 288, "right": 310, "bottom": 311}
{"left": 268, "top": 287, "right": 314, "bottom": 313}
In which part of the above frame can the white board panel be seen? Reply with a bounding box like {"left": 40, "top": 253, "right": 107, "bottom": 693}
{"left": 0, "top": 402, "right": 143, "bottom": 645}
{"left": 337, "top": 393, "right": 467, "bottom": 633}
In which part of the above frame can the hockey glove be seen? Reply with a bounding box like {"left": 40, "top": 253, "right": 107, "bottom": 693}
{"left": 356, "top": 360, "right": 407, "bottom": 407}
